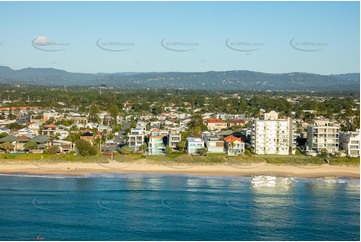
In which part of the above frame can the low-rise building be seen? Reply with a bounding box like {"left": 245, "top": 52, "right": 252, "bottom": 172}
{"left": 202, "top": 133, "right": 224, "bottom": 153}
{"left": 339, "top": 129, "right": 360, "bottom": 157}
{"left": 168, "top": 129, "right": 181, "bottom": 148}
{"left": 224, "top": 135, "right": 245, "bottom": 156}
{"left": 228, "top": 119, "right": 245, "bottom": 128}
{"left": 186, "top": 137, "right": 204, "bottom": 154}
{"left": 42, "top": 124, "right": 58, "bottom": 137}
{"left": 204, "top": 118, "right": 227, "bottom": 131}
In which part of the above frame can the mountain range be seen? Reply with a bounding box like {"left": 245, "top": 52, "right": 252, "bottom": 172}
{"left": 0, "top": 66, "right": 359, "bottom": 92}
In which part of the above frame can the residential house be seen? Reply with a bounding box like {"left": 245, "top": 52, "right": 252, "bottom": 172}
{"left": 228, "top": 119, "right": 245, "bottom": 128}
{"left": 306, "top": 120, "right": 340, "bottom": 154}
{"left": 28, "top": 122, "right": 41, "bottom": 135}
{"left": 17, "top": 127, "right": 33, "bottom": 136}
{"left": 0, "top": 127, "right": 10, "bottom": 135}
{"left": 148, "top": 128, "right": 165, "bottom": 155}
{"left": 204, "top": 118, "right": 227, "bottom": 131}
{"left": 43, "top": 111, "right": 62, "bottom": 123}
{"left": 31, "top": 135, "right": 51, "bottom": 151}
{"left": 42, "top": 124, "right": 58, "bottom": 137}
{"left": 168, "top": 129, "right": 182, "bottom": 148}
{"left": 80, "top": 131, "right": 95, "bottom": 145}
{"left": 52, "top": 140, "right": 73, "bottom": 153}
{"left": 339, "top": 129, "right": 360, "bottom": 157}
{"left": 186, "top": 137, "right": 204, "bottom": 154}
{"left": 15, "top": 135, "right": 32, "bottom": 151}
{"left": 224, "top": 135, "right": 245, "bottom": 156}
{"left": 251, "top": 111, "right": 296, "bottom": 155}
{"left": 202, "top": 133, "right": 224, "bottom": 153}
{"left": 128, "top": 128, "right": 145, "bottom": 152}
{"left": 216, "top": 113, "right": 246, "bottom": 120}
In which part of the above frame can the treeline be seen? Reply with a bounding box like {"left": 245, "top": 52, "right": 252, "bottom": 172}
{"left": 0, "top": 85, "right": 359, "bottom": 131}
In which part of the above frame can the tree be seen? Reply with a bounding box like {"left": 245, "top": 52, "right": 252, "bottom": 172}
{"left": 177, "top": 141, "right": 186, "bottom": 151}
{"left": 119, "top": 145, "right": 132, "bottom": 155}
{"left": 46, "top": 146, "right": 59, "bottom": 155}
{"left": 197, "top": 147, "right": 207, "bottom": 156}
{"left": 0, "top": 142, "right": 14, "bottom": 153}
{"left": 89, "top": 104, "right": 100, "bottom": 123}
{"left": 108, "top": 103, "right": 119, "bottom": 125}
{"left": 6, "top": 123, "right": 24, "bottom": 131}
{"left": 140, "top": 143, "right": 148, "bottom": 153}
{"left": 165, "top": 145, "right": 172, "bottom": 154}
{"left": 0, "top": 133, "right": 8, "bottom": 138}
{"left": 24, "top": 141, "right": 38, "bottom": 150}
{"left": 320, "top": 148, "right": 329, "bottom": 157}
{"left": 75, "top": 139, "right": 97, "bottom": 156}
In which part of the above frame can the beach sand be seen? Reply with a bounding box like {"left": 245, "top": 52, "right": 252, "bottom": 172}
{"left": 0, "top": 160, "right": 359, "bottom": 178}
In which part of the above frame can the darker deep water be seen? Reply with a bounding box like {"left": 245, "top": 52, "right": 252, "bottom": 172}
{"left": 0, "top": 174, "right": 359, "bottom": 241}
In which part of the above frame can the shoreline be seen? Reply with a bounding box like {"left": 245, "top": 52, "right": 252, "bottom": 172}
{"left": 0, "top": 161, "right": 359, "bottom": 179}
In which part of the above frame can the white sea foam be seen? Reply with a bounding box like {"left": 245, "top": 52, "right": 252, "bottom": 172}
{"left": 251, "top": 175, "right": 295, "bottom": 189}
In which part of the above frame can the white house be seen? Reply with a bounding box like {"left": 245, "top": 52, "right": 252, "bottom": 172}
{"left": 339, "top": 129, "right": 360, "bottom": 157}
{"left": 186, "top": 137, "right": 204, "bottom": 154}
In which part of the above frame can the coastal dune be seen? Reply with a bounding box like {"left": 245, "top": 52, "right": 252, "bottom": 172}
{"left": 0, "top": 161, "right": 359, "bottom": 179}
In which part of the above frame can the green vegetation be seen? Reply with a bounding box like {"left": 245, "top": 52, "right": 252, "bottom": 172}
{"left": 75, "top": 140, "right": 97, "bottom": 156}
{"left": 119, "top": 145, "right": 132, "bottom": 155}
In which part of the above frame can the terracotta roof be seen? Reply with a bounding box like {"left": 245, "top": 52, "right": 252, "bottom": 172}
{"left": 229, "top": 119, "right": 245, "bottom": 123}
{"left": 224, "top": 135, "right": 243, "bottom": 143}
{"left": 45, "top": 123, "right": 57, "bottom": 128}
{"left": 206, "top": 118, "right": 227, "bottom": 124}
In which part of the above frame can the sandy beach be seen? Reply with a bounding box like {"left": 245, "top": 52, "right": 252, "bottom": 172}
{"left": 0, "top": 160, "right": 359, "bottom": 178}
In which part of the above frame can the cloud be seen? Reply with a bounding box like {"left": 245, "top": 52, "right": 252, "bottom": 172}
{"left": 33, "top": 36, "right": 51, "bottom": 45}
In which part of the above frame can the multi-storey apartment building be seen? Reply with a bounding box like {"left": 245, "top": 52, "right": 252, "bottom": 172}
{"left": 251, "top": 111, "right": 296, "bottom": 155}
{"left": 128, "top": 127, "right": 145, "bottom": 152}
{"left": 339, "top": 129, "right": 360, "bottom": 157}
{"left": 306, "top": 120, "right": 339, "bottom": 154}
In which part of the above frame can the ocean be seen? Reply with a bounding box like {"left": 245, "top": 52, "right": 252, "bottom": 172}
{"left": 0, "top": 173, "right": 359, "bottom": 241}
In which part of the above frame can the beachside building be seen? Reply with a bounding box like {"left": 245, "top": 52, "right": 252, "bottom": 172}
{"left": 148, "top": 128, "right": 165, "bottom": 156}
{"left": 128, "top": 127, "right": 145, "bottom": 152}
{"left": 306, "top": 120, "right": 340, "bottom": 154}
{"left": 339, "top": 129, "right": 360, "bottom": 157}
{"left": 251, "top": 111, "right": 296, "bottom": 155}
{"left": 204, "top": 118, "right": 227, "bottom": 131}
{"left": 168, "top": 129, "right": 181, "bottom": 148}
{"left": 201, "top": 132, "right": 224, "bottom": 153}
{"left": 224, "top": 135, "right": 245, "bottom": 156}
{"left": 186, "top": 137, "right": 204, "bottom": 154}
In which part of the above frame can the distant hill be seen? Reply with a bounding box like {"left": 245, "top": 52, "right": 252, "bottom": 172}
{"left": 0, "top": 66, "right": 359, "bottom": 92}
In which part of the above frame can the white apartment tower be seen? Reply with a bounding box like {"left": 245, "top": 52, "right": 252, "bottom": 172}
{"left": 306, "top": 120, "right": 339, "bottom": 154}
{"left": 251, "top": 111, "right": 296, "bottom": 155}
{"left": 339, "top": 129, "right": 360, "bottom": 157}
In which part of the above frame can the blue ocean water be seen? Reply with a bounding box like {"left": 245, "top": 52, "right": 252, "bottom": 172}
{"left": 0, "top": 173, "right": 359, "bottom": 241}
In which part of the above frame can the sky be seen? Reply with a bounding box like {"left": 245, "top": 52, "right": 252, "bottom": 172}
{"left": 0, "top": 1, "right": 359, "bottom": 74}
